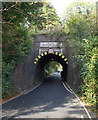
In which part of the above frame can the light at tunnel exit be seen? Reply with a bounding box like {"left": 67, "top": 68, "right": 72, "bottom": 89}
{"left": 44, "top": 61, "right": 63, "bottom": 76}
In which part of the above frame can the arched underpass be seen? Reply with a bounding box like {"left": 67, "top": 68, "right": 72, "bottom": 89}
{"left": 2, "top": 53, "right": 95, "bottom": 119}
{"left": 2, "top": 33, "right": 96, "bottom": 119}
{"left": 2, "top": 52, "right": 93, "bottom": 119}
{"left": 34, "top": 53, "right": 68, "bottom": 83}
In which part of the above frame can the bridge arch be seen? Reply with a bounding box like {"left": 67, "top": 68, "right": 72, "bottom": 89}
{"left": 33, "top": 52, "right": 68, "bottom": 83}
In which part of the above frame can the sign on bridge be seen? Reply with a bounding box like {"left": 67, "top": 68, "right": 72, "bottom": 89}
{"left": 40, "top": 42, "right": 62, "bottom": 47}
{"left": 48, "top": 48, "right": 54, "bottom": 53}
{"left": 39, "top": 42, "right": 62, "bottom": 54}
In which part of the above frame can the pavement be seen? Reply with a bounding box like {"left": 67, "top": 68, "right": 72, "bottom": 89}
{"left": 1, "top": 73, "right": 97, "bottom": 119}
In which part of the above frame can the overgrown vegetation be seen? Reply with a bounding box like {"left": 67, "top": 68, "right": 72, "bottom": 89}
{"left": 2, "top": 2, "right": 60, "bottom": 99}
{"left": 2, "top": 2, "right": 32, "bottom": 99}
{"left": 2, "top": 1, "right": 98, "bottom": 115}
{"left": 63, "top": 1, "right": 98, "bottom": 113}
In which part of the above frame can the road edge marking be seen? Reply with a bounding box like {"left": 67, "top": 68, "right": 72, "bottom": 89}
{"left": 24, "top": 81, "right": 44, "bottom": 95}
{"left": 62, "top": 81, "right": 73, "bottom": 94}
{"left": 65, "top": 82, "right": 92, "bottom": 120}
{"left": 2, "top": 81, "right": 44, "bottom": 105}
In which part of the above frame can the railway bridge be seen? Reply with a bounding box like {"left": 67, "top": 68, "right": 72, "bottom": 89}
{"left": 13, "top": 34, "right": 81, "bottom": 91}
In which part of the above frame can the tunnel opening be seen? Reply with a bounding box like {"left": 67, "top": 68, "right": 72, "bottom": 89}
{"left": 34, "top": 53, "right": 68, "bottom": 83}
{"left": 44, "top": 61, "right": 63, "bottom": 77}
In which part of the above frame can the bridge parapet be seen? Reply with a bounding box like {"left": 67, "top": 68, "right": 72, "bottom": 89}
{"left": 13, "top": 34, "right": 82, "bottom": 92}
{"left": 39, "top": 42, "right": 63, "bottom": 54}
{"left": 33, "top": 34, "right": 66, "bottom": 56}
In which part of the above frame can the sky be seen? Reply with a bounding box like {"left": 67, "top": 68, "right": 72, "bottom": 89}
{"left": 47, "top": 0, "right": 98, "bottom": 18}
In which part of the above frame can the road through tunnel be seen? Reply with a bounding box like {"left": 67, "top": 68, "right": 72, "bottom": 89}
{"left": 13, "top": 34, "right": 81, "bottom": 91}
{"left": 33, "top": 52, "right": 68, "bottom": 83}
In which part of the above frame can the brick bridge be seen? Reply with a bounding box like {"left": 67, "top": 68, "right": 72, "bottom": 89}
{"left": 13, "top": 34, "right": 81, "bottom": 91}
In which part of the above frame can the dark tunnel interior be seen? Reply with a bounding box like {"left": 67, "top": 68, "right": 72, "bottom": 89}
{"left": 34, "top": 54, "right": 68, "bottom": 83}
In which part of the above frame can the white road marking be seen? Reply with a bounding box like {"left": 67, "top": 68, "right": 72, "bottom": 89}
{"left": 24, "top": 82, "right": 44, "bottom": 95}
{"left": 65, "top": 82, "right": 92, "bottom": 120}
{"left": 2, "top": 82, "right": 44, "bottom": 105}
{"left": 62, "top": 81, "right": 73, "bottom": 94}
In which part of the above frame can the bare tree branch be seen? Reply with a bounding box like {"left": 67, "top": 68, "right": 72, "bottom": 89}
{"left": 3, "top": 2, "right": 20, "bottom": 12}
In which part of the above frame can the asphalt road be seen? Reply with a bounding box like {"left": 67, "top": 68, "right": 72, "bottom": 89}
{"left": 2, "top": 73, "right": 95, "bottom": 119}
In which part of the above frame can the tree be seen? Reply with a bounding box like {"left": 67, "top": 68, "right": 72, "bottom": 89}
{"left": 2, "top": 2, "right": 34, "bottom": 98}
{"left": 2, "top": 2, "right": 61, "bottom": 99}
{"left": 63, "top": 0, "right": 98, "bottom": 112}
{"left": 64, "top": 1, "right": 96, "bottom": 40}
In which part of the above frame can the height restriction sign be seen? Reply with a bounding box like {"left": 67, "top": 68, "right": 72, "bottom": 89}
{"left": 48, "top": 48, "right": 54, "bottom": 53}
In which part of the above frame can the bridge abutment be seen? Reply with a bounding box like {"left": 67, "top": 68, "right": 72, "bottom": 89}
{"left": 12, "top": 34, "right": 82, "bottom": 92}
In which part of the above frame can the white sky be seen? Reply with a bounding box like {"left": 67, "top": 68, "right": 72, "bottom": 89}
{"left": 47, "top": 0, "right": 98, "bottom": 17}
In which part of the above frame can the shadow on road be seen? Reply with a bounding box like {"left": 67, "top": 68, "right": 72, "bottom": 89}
{"left": 2, "top": 73, "right": 93, "bottom": 119}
